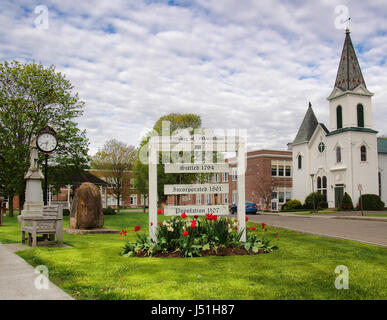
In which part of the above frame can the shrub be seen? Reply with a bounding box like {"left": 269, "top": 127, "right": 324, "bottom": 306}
{"left": 103, "top": 207, "right": 116, "bottom": 215}
{"left": 304, "top": 192, "right": 328, "bottom": 209}
{"left": 358, "top": 194, "right": 385, "bottom": 211}
{"left": 281, "top": 200, "right": 302, "bottom": 211}
{"left": 120, "top": 215, "right": 278, "bottom": 258}
{"left": 339, "top": 192, "right": 354, "bottom": 210}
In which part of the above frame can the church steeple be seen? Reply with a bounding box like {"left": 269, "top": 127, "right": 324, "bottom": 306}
{"left": 334, "top": 28, "right": 367, "bottom": 91}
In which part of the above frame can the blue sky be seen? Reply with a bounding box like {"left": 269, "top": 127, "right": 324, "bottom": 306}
{"left": 1, "top": 0, "right": 387, "bottom": 154}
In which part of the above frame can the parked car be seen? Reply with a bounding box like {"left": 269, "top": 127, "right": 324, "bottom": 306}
{"left": 230, "top": 201, "right": 258, "bottom": 214}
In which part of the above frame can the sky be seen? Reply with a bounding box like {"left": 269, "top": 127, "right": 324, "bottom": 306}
{"left": 1, "top": 0, "right": 387, "bottom": 155}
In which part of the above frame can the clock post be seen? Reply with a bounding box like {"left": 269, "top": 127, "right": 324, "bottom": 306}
{"left": 36, "top": 126, "right": 58, "bottom": 205}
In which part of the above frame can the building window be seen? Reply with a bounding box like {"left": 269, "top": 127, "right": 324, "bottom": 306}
{"left": 285, "top": 165, "right": 291, "bottom": 176}
{"left": 222, "top": 172, "right": 229, "bottom": 182}
{"left": 196, "top": 194, "right": 202, "bottom": 205}
{"left": 271, "top": 163, "right": 277, "bottom": 176}
{"left": 322, "top": 176, "right": 327, "bottom": 198}
{"left": 212, "top": 173, "right": 219, "bottom": 183}
{"left": 205, "top": 194, "right": 211, "bottom": 205}
{"left": 232, "top": 167, "right": 237, "bottom": 181}
{"left": 130, "top": 194, "right": 137, "bottom": 205}
{"left": 285, "top": 192, "right": 292, "bottom": 202}
{"left": 298, "top": 155, "right": 302, "bottom": 169}
{"left": 336, "top": 146, "right": 342, "bottom": 163}
{"left": 279, "top": 192, "right": 284, "bottom": 203}
{"left": 271, "top": 191, "right": 278, "bottom": 200}
{"left": 232, "top": 190, "right": 238, "bottom": 204}
{"left": 337, "top": 105, "right": 343, "bottom": 129}
{"left": 317, "top": 176, "right": 327, "bottom": 197}
{"left": 278, "top": 165, "right": 284, "bottom": 176}
{"left": 360, "top": 145, "right": 367, "bottom": 162}
{"left": 223, "top": 193, "right": 229, "bottom": 204}
{"left": 357, "top": 104, "right": 364, "bottom": 127}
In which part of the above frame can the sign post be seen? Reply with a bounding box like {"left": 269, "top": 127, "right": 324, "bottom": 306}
{"left": 358, "top": 184, "right": 363, "bottom": 216}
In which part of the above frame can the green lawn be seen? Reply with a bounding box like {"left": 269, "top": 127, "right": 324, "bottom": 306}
{"left": 0, "top": 212, "right": 386, "bottom": 300}
{"left": 287, "top": 210, "right": 340, "bottom": 215}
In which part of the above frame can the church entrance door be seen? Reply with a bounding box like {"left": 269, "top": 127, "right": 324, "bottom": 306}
{"left": 335, "top": 185, "right": 344, "bottom": 208}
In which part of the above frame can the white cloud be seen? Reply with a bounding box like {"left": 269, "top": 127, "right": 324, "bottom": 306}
{"left": 1, "top": 0, "right": 387, "bottom": 154}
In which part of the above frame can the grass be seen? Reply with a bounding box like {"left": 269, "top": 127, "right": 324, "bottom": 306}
{"left": 364, "top": 213, "right": 387, "bottom": 217}
{"left": 1, "top": 211, "right": 386, "bottom": 300}
{"left": 283, "top": 210, "right": 341, "bottom": 215}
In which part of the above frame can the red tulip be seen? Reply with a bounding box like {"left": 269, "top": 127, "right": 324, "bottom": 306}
{"left": 157, "top": 209, "right": 162, "bottom": 215}
{"left": 252, "top": 226, "right": 256, "bottom": 231}
{"left": 134, "top": 225, "right": 141, "bottom": 232}
{"left": 150, "top": 222, "right": 153, "bottom": 226}
{"left": 261, "top": 222, "right": 266, "bottom": 229}
{"left": 245, "top": 216, "right": 248, "bottom": 222}
{"left": 120, "top": 229, "right": 127, "bottom": 236}
{"left": 183, "top": 230, "right": 189, "bottom": 236}
{"left": 191, "top": 221, "right": 196, "bottom": 229}
{"left": 194, "top": 215, "right": 198, "bottom": 219}
{"left": 181, "top": 213, "right": 187, "bottom": 219}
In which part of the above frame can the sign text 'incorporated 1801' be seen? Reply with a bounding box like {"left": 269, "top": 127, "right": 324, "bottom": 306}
{"left": 163, "top": 205, "right": 229, "bottom": 216}
{"left": 164, "top": 183, "right": 229, "bottom": 195}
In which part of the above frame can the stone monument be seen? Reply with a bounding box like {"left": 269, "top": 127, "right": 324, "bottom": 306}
{"left": 69, "top": 182, "right": 104, "bottom": 229}
{"left": 21, "top": 136, "right": 44, "bottom": 217}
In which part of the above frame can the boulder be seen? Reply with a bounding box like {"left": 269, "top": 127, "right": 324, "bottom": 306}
{"left": 69, "top": 182, "right": 104, "bottom": 229}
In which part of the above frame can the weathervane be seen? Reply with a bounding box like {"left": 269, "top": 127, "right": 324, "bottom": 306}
{"left": 344, "top": 17, "right": 351, "bottom": 32}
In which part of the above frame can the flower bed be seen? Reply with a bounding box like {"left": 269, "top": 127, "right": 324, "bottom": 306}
{"left": 120, "top": 213, "right": 279, "bottom": 258}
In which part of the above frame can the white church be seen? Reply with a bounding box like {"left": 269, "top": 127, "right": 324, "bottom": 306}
{"left": 291, "top": 29, "right": 383, "bottom": 208}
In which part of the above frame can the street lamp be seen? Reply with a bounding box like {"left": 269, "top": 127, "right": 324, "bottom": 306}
{"left": 310, "top": 173, "right": 316, "bottom": 213}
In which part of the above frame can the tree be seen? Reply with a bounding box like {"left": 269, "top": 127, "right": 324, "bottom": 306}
{"left": 0, "top": 60, "right": 90, "bottom": 216}
{"left": 134, "top": 113, "right": 204, "bottom": 207}
{"left": 91, "top": 139, "right": 137, "bottom": 212}
{"left": 251, "top": 164, "right": 280, "bottom": 210}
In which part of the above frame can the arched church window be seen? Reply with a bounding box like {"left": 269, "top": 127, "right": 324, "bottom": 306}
{"left": 322, "top": 176, "right": 327, "bottom": 198}
{"left": 336, "top": 106, "right": 343, "bottom": 129}
{"left": 336, "top": 146, "right": 342, "bottom": 163}
{"left": 298, "top": 155, "right": 302, "bottom": 169}
{"left": 357, "top": 104, "right": 364, "bottom": 127}
{"left": 361, "top": 145, "right": 367, "bottom": 162}
{"left": 317, "top": 177, "right": 322, "bottom": 191}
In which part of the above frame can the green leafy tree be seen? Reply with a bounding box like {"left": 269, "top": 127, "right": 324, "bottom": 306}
{"left": 0, "top": 60, "right": 90, "bottom": 216}
{"left": 135, "top": 113, "right": 206, "bottom": 207}
{"left": 91, "top": 139, "right": 137, "bottom": 212}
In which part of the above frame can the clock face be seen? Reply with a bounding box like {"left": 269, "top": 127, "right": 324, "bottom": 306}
{"left": 37, "top": 133, "right": 57, "bottom": 153}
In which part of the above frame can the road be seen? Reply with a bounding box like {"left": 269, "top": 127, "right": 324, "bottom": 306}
{"left": 239, "top": 213, "right": 387, "bottom": 247}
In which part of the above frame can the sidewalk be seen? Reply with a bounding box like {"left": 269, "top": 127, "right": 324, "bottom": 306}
{"left": 0, "top": 243, "right": 73, "bottom": 300}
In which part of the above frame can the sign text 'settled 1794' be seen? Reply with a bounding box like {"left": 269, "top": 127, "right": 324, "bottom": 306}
{"left": 164, "top": 205, "right": 229, "bottom": 216}
{"left": 164, "top": 163, "right": 229, "bottom": 173}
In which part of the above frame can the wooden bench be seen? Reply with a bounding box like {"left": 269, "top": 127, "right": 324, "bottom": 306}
{"left": 21, "top": 205, "right": 63, "bottom": 247}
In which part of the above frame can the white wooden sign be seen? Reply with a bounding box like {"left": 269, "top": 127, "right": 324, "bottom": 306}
{"left": 164, "top": 184, "right": 229, "bottom": 195}
{"left": 164, "top": 205, "right": 229, "bottom": 216}
{"left": 148, "top": 135, "right": 246, "bottom": 242}
{"left": 164, "top": 163, "right": 229, "bottom": 173}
